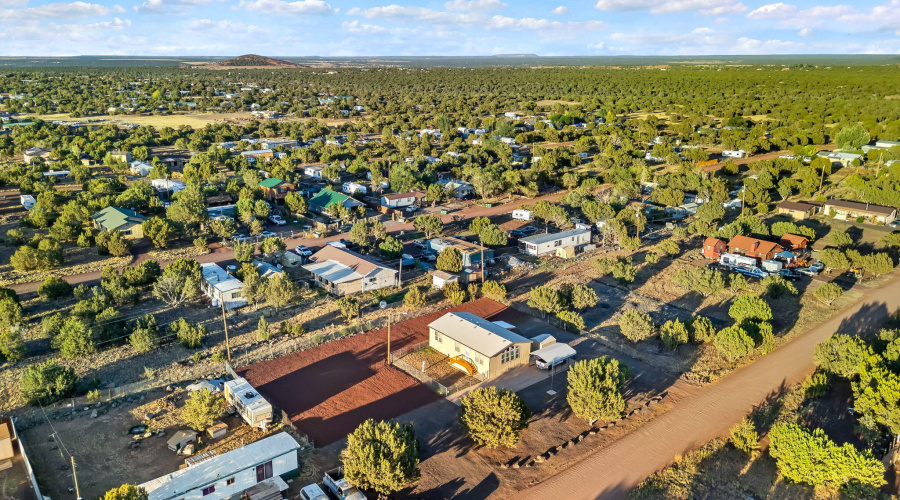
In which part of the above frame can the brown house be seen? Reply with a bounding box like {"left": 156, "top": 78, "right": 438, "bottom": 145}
{"left": 302, "top": 244, "right": 398, "bottom": 296}
{"left": 779, "top": 233, "right": 809, "bottom": 252}
{"left": 727, "top": 235, "right": 784, "bottom": 261}
{"left": 702, "top": 237, "right": 726, "bottom": 259}
{"left": 259, "top": 177, "right": 295, "bottom": 202}
{"left": 776, "top": 201, "right": 818, "bottom": 220}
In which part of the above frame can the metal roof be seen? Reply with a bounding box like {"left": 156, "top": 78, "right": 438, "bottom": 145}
{"left": 519, "top": 228, "right": 590, "bottom": 246}
{"left": 140, "top": 432, "right": 298, "bottom": 500}
{"left": 91, "top": 206, "right": 147, "bottom": 231}
{"left": 530, "top": 343, "right": 577, "bottom": 364}
{"left": 428, "top": 312, "right": 530, "bottom": 357}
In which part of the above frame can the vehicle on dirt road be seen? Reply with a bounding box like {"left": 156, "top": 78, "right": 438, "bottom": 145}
{"left": 520, "top": 226, "right": 539, "bottom": 235}
{"left": 231, "top": 233, "right": 252, "bottom": 242}
{"left": 778, "top": 269, "right": 802, "bottom": 281}
{"left": 809, "top": 261, "right": 825, "bottom": 273}
{"left": 796, "top": 267, "right": 818, "bottom": 277}
{"left": 268, "top": 214, "right": 287, "bottom": 226}
{"left": 260, "top": 231, "right": 278, "bottom": 239}
{"left": 296, "top": 245, "right": 313, "bottom": 257}
{"left": 323, "top": 467, "right": 367, "bottom": 500}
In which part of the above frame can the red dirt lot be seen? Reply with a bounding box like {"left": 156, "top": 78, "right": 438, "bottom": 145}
{"left": 239, "top": 298, "right": 510, "bottom": 446}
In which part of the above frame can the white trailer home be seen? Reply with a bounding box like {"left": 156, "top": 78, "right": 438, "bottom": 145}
{"left": 342, "top": 182, "right": 367, "bottom": 195}
{"left": 200, "top": 263, "right": 246, "bottom": 310}
{"left": 722, "top": 150, "right": 747, "bottom": 159}
{"left": 139, "top": 432, "right": 299, "bottom": 500}
{"left": 518, "top": 229, "right": 591, "bottom": 257}
{"left": 224, "top": 376, "right": 273, "bottom": 429}
{"left": 512, "top": 209, "right": 533, "bottom": 221}
{"left": 20, "top": 195, "right": 35, "bottom": 210}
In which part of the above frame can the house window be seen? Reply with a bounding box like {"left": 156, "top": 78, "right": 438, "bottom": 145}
{"left": 434, "top": 331, "right": 442, "bottom": 343}
{"left": 500, "top": 345, "right": 520, "bottom": 364}
{"left": 455, "top": 342, "right": 461, "bottom": 353}
{"left": 226, "top": 478, "right": 235, "bottom": 485}
{"left": 474, "top": 355, "right": 483, "bottom": 365}
{"left": 256, "top": 461, "right": 273, "bottom": 482}
{"left": 554, "top": 240, "right": 562, "bottom": 247}
{"left": 202, "top": 486, "right": 216, "bottom": 496}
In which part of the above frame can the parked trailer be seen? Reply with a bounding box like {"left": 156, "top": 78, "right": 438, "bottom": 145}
{"left": 323, "top": 467, "right": 367, "bottom": 500}
{"left": 20, "top": 195, "right": 35, "bottom": 210}
{"left": 719, "top": 253, "right": 756, "bottom": 269}
{"left": 512, "top": 209, "right": 533, "bottom": 221}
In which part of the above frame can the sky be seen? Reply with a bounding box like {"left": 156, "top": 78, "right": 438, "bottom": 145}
{"left": 0, "top": 0, "right": 898, "bottom": 56}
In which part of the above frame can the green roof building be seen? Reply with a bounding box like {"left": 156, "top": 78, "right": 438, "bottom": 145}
{"left": 308, "top": 189, "right": 363, "bottom": 214}
{"left": 92, "top": 206, "right": 147, "bottom": 240}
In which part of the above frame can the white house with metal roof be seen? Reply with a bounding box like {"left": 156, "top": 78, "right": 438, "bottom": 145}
{"left": 518, "top": 228, "right": 591, "bottom": 257}
{"left": 200, "top": 263, "right": 246, "bottom": 309}
{"left": 139, "top": 432, "right": 299, "bottom": 500}
{"left": 224, "top": 376, "right": 273, "bottom": 429}
{"left": 428, "top": 312, "right": 531, "bottom": 379}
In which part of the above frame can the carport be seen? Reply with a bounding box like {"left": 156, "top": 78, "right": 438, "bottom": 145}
{"left": 530, "top": 343, "right": 577, "bottom": 370}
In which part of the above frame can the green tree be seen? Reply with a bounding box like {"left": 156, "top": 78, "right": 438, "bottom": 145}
{"left": 690, "top": 316, "right": 716, "bottom": 343}
{"left": 153, "top": 259, "right": 201, "bottom": 306}
{"left": 673, "top": 268, "right": 725, "bottom": 297}
{"left": 729, "top": 418, "right": 759, "bottom": 454}
{"left": 528, "top": 286, "right": 565, "bottom": 316}
{"left": 257, "top": 316, "right": 271, "bottom": 341}
{"left": 21, "top": 360, "right": 77, "bottom": 406}
{"left": 284, "top": 191, "right": 308, "bottom": 214}
{"left": 341, "top": 419, "right": 421, "bottom": 496}
{"left": 169, "top": 318, "right": 205, "bottom": 349}
{"left": 728, "top": 294, "right": 772, "bottom": 323}
{"left": 379, "top": 235, "right": 403, "bottom": 257}
{"left": 829, "top": 230, "right": 853, "bottom": 248}
{"left": 853, "top": 359, "right": 900, "bottom": 435}
{"left": 97, "top": 230, "right": 131, "bottom": 257}
{"left": 180, "top": 388, "right": 225, "bottom": 432}
{"left": 569, "top": 284, "right": 599, "bottom": 311}
{"left": 102, "top": 485, "right": 148, "bottom": 500}
{"left": 259, "top": 236, "right": 286, "bottom": 256}
{"left": 436, "top": 247, "right": 463, "bottom": 273}
{"left": 442, "top": 281, "right": 466, "bottom": 305}
{"left": 37, "top": 276, "right": 72, "bottom": 300}
{"left": 814, "top": 334, "right": 870, "bottom": 378}
{"left": 659, "top": 320, "right": 690, "bottom": 349}
{"left": 814, "top": 282, "right": 843, "bottom": 307}
{"left": 696, "top": 202, "right": 725, "bottom": 224}
{"left": 834, "top": 123, "right": 870, "bottom": 150}
{"left": 863, "top": 252, "right": 894, "bottom": 277}
{"left": 459, "top": 387, "right": 530, "bottom": 448}
{"left": 481, "top": 280, "right": 507, "bottom": 302}
{"left": 818, "top": 248, "right": 850, "bottom": 269}
{"left": 335, "top": 297, "right": 360, "bottom": 321}
{"left": 479, "top": 224, "right": 508, "bottom": 247}
{"left": 0, "top": 327, "right": 24, "bottom": 363}
{"left": 768, "top": 423, "right": 884, "bottom": 489}
{"left": 128, "top": 314, "right": 159, "bottom": 353}
{"left": 404, "top": 285, "right": 426, "bottom": 311}
{"left": 714, "top": 325, "right": 754, "bottom": 361}
{"left": 264, "top": 273, "right": 300, "bottom": 310}
{"left": 566, "top": 357, "right": 629, "bottom": 424}
{"left": 556, "top": 310, "right": 586, "bottom": 332}
{"left": 52, "top": 317, "right": 95, "bottom": 358}
{"left": 413, "top": 214, "right": 443, "bottom": 239}
{"left": 619, "top": 310, "right": 655, "bottom": 342}
{"left": 233, "top": 240, "right": 255, "bottom": 262}
{"left": 209, "top": 218, "right": 237, "bottom": 239}
{"left": 141, "top": 217, "right": 175, "bottom": 249}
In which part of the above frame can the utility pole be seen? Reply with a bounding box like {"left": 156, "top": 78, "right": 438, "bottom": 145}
{"left": 221, "top": 301, "right": 232, "bottom": 362}
{"left": 71, "top": 457, "right": 82, "bottom": 500}
{"left": 386, "top": 314, "right": 392, "bottom": 367}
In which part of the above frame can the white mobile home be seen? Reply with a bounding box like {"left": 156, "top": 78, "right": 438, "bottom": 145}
{"left": 381, "top": 191, "right": 422, "bottom": 208}
{"left": 224, "top": 376, "right": 273, "bottom": 429}
{"left": 304, "top": 165, "right": 324, "bottom": 179}
{"left": 342, "top": 182, "right": 367, "bottom": 195}
{"left": 722, "top": 150, "right": 747, "bottom": 159}
{"left": 20, "top": 195, "right": 35, "bottom": 210}
{"left": 512, "top": 209, "right": 533, "bottom": 221}
{"left": 139, "top": 432, "right": 299, "bottom": 500}
{"left": 518, "top": 229, "right": 591, "bottom": 257}
{"left": 200, "top": 263, "right": 246, "bottom": 310}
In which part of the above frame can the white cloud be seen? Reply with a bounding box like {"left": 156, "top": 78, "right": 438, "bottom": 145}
{"left": 691, "top": 26, "right": 714, "bottom": 34}
{"left": 552, "top": 5, "right": 568, "bottom": 15}
{"left": 746, "top": 2, "right": 796, "bottom": 19}
{"left": 747, "top": 1, "right": 900, "bottom": 33}
{"left": 355, "top": 5, "right": 473, "bottom": 24}
{"left": 587, "top": 41, "right": 605, "bottom": 50}
{"left": 189, "top": 18, "right": 263, "bottom": 34}
{"left": 3, "top": 1, "right": 113, "bottom": 19}
{"left": 444, "top": 0, "right": 505, "bottom": 11}
{"left": 136, "top": 0, "right": 212, "bottom": 12}
{"left": 595, "top": 0, "right": 745, "bottom": 15}
{"left": 341, "top": 20, "right": 388, "bottom": 33}
{"left": 797, "top": 27, "right": 813, "bottom": 36}
{"left": 239, "top": 0, "right": 336, "bottom": 15}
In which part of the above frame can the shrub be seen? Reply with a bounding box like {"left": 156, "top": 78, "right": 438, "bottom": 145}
{"left": 169, "top": 318, "right": 206, "bottom": 349}
{"left": 659, "top": 320, "right": 690, "bottom": 349}
{"left": 714, "top": 325, "right": 754, "bottom": 361}
{"left": 210, "top": 351, "right": 226, "bottom": 363}
{"left": 0, "top": 328, "right": 25, "bottom": 363}
{"left": 729, "top": 418, "right": 759, "bottom": 454}
{"left": 566, "top": 357, "right": 629, "bottom": 424}
{"left": 442, "top": 281, "right": 466, "bottom": 305}
{"left": 528, "top": 286, "right": 564, "bottom": 315}
{"left": 435, "top": 247, "right": 463, "bottom": 273}
{"left": 619, "top": 310, "right": 655, "bottom": 342}
{"left": 813, "top": 334, "right": 870, "bottom": 378}
{"left": 21, "top": 360, "right": 77, "bottom": 405}
{"left": 52, "top": 317, "right": 96, "bottom": 358}
{"left": 645, "top": 252, "right": 660, "bottom": 264}
{"left": 568, "top": 284, "right": 599, "bottom": 311}
{"left": 128, "top": 314, "right": 160, "bottom": 353}
{"left": 341, "top": 419, "right": 420, "bottom": 496}
{"left": 481, "top": 280, "right": 507, "bottom": 302}
{"left": 459, "top": 387, "right": 530, "bottom": 448}
{"left": 690, "top": 316, "right": 716, "bottom": 343}
{"left": 257, "top": 316, "right": 272, "bottom": 341}
{"left": 556, "top": 310, "right": 586, "bottom": 332}
{"left": 404, "top": 285, "right": 426, "bottom": 311}
{"left": 728, "top": 294, "right": 772, "bottom": 323}
{"left": 102, "top": 485, "right": 148, "bottom": 500}
{"left": 180, "top": 388, "right": 225, "bottom": 432}
{"left": 335, "top": 297, "right": 360, "bottom": 321}
{"left": 37, "top": 276, "right": 72, "bottom": 300}
{"left": 193, "top": 237, "right": 209, "bottom": 251}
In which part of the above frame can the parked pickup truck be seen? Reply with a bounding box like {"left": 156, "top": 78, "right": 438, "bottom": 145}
{"left": 323, "top": 467, "right": 367, "bottom": 500}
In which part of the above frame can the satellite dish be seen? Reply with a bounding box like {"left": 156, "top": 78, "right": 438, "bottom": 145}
{"left": 379, "top": 301, "right": 387, "bottom": 309}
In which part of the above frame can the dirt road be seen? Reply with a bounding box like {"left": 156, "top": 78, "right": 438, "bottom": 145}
{"left": 8, "top": 191, "right": 565, "bottom": 294}
{"left": 700, "top": 144, "right": 835, "bottom": 172}
{"left": 521, "top": 271, "right": 900, "bottom": 500}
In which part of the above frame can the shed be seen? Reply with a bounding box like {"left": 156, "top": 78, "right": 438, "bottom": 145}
{"left": 529, "top": 333, "right": 556, "bottom": 351}
{"left": 530, "top": 343, "right": 577, "bottom": 370}
{"left": 207, "top": 422, "right": 228, "bottom": 439}
{"left": 432, "top": 270, "right": 459, "bottom": 289}
{"left": 0, "top": 419, "right": 14, "bottom": 470}
{"left": 779, "top": 233, "right": 809, "bottom": 251}
{"left": 167, "top": 430, "right": 198, "bottom": 453}
{"left": 702, "top": 237, "right": 726, "bottom": 259}
{"left": 556, "top": 245, "right": 577, "bottom": 259}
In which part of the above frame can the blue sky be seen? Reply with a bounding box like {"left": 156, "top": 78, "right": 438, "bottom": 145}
{"left": 0, "top": 0, "right": 898, "bottom": 56}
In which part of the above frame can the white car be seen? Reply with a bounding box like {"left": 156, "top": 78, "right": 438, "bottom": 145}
{"left": 268, "top": 215, "right": 286, "bottom": 226}
{"left": 260, "top": 231, "right": 278, "bottom": 239}
{"left": 405, "top": 205, "right": 418, "bottom": 213}
{"left": 296, "top": 245, "right": 313, "bottom": 257}
{"left": 230, "top": 233, "right": 252, "bottom": 242}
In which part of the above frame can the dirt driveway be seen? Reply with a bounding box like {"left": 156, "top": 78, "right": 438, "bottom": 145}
{"left": 521, "top": 270, "right": 900, "bottom": 500}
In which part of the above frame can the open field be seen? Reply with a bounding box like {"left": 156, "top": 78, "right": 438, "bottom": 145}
{"left": 239, "top": 298, "right": 510, "bottom": 446}
{"left": 21, "top": 112, "right": 361, "bottom": 129}
{"left": 534, "top": 100, "right": 582, "bottom": 107}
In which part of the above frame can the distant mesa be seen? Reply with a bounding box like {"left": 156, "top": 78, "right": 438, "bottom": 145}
{"left": 218, "top": 54, "right": 298, "bottom": 67}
